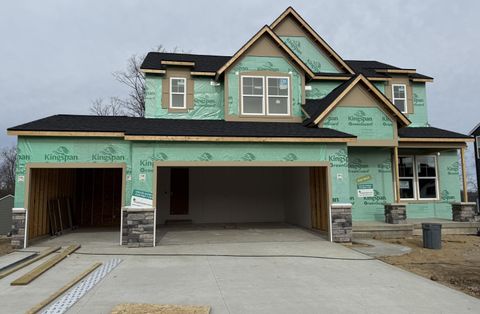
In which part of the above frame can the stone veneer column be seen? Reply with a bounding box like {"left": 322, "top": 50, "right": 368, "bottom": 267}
{"left": 11, "top": 208, "right": 27, "bottom": 249}
{"left": 384, "top": 203, "right": 407, "bottom": 224}
{"left": 330, "top": 203, "right": 352, "bottom": 243}
{"left": 451, "top": 202, "right": 478, "bottom": 222}
{"left": 122, "top": 207, "right": 156, "bottom": 248}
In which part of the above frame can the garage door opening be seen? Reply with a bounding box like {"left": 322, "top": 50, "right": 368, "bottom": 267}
{"left": 26, "top": 166, "right": 124, "bottom": 245}
{"left": 155, "top": 165, "right": 330, "bottom": 239}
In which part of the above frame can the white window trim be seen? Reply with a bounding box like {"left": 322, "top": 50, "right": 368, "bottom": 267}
{"left": 169, "top": 77, "right": 187, "bottom": 109}
{"left": 399, "top": 155, "right": 439, "bottom": 201}
{"left": 266, "top": 76, "right": 290, "bottom": 116}
{"left": 392, "top": 84, "right": 407, "bottom": 113}
{"left": 240, "top": 75, "right": 265, "bottom": 115}
{"left": 476, "top": 136, "right": 480, "bottom": 159}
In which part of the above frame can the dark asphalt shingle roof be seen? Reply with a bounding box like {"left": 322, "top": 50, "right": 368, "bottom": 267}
{"left": 398, "top": 126, "right": 471, "bottom": 139}
{"left": 303, "top": 77, "right": 358, "bottom": 127}
{"left": 141, "top": 52, "right": 230, "bottom": 72}
{"left": 140, "top": 53, "right": 432, "bottom": 79}
{"left": 8, "top": 115, "right": 356, "bottom": 139}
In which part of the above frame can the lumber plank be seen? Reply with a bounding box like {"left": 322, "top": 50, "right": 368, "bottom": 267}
{"left": 0, "top": 247, "right": 60, "bottom": 279}
{"left": 10, "top": 244, "right": 80, "bottom": 285}
{"left": 26, "top": 262, "right": 102, "bottom": 314}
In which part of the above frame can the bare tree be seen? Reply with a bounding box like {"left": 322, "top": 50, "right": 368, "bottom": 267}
{"left": 89, "top": 98, "right": 124, "bottom": 116}
{"left": 0, "top": 146, "right": 16, "bottom": 197}
{"left": 91, "top": 45, "right": 185, "bottom": 117}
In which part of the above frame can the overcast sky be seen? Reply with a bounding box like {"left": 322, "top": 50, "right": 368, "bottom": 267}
{"left": 1, "top": 0, "right": 479, "bottom": 151}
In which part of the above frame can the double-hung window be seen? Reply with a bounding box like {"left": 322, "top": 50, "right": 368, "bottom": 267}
{"left": 241, "top": 75, "right": 290, "bottom": 116}
{"left": 392, "top": 84, "right": 407, "bottom": 113}
{"left": 267, "top": 77, "right": 290, "bottom": 115}
{"left": 241, "top": 76, "right": 265, "bottom": 115}
{"left": 399, "top": 155, "right": 439, "bottom": 200}
{"left": 170, "top": 77, "right": 186, "bottom": 109}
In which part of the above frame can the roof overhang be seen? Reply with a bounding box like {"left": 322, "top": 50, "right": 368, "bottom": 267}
{"left": 312, "top": 74, "right": 411, "bottom": 127}
{"left": 399, "top": 137, "right": 473, "bottom": 143}
{"left": 215, "top": 25, "right": 315, "bottom": 80}
{"left": 7, "top": 130, "right": 355, "bottom": 143}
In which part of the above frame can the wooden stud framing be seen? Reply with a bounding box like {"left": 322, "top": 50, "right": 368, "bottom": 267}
{"left": 0, "top": 247, "right": 61, "bottom": 279}
{"left": 11, "top": 244, "right": 81, "bottom": 285}
{"left": 26, "top": 262, "right": 102, "bottom": 314}
{"left": 461, "top": 147, "right": 468, "bottom": 202}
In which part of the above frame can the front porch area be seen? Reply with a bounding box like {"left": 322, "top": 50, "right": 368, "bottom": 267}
{"left": 353, "top": 218, "right": 480, "bottom": 239}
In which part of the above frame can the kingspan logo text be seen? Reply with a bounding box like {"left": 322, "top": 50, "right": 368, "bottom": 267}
{"left": 91, "top": 154, "right": 125, "bottom": 162}
{"left": 45, "top": 146, "right": 79, "bottom": 162}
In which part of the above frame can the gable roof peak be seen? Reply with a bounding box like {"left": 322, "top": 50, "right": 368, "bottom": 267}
{"left": 270, "top": 7, "right": 354, "bottom": 75}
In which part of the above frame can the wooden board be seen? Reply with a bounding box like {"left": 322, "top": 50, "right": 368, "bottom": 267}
{"left": 111, "top": 304, "right": 211, "bottom": 314}
{"left": 0, "top": 247, "right": 60, "bottom": 279}
{"left": 26, "top": 262, "right": 102, "bottom": 314}
{"left": 10, "top": 244, "right": 80, "bottom": 285}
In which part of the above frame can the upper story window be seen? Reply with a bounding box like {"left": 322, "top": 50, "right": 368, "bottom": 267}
{"left": 170, "top": 77, "right": 186, "bottom": 109}
{"left": 392, "top": 84, "right": 407, "bottom": 113}
{"left": 267, "top": 77, "right": 290, "bottom": 115}
{"left": 399, "top": 155, "right": 438, "bottom": 200}
{"left": 476, "top": 136, "right": 480, "bottom": 159}
{"left": 240, "top": 75, "right": 290, "bottom": 116}
{"left": 241, "top": 76, "right": 265, "bottom": 115}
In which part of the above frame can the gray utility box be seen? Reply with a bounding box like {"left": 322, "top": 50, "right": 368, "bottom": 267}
{"left": 422, "top": 223, "right": 442, "bottom": 249}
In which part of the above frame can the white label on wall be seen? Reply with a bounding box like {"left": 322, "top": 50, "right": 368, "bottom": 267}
{"left": 305, "top": 85, "right": 312, "bottom": 91}
{"left": 18, "top": 175, "right": 24, "bottom": 182}
{"left": 357, "top": 184, "right": 374, "bottom": 198}
{"left": 139, "top": 173, "right": 146, "bottom": 181}
{"left": 126, "top": 175, "right": 132, "bottom": 181}
{"left": 336, "top": 173, "right": 343, "bottom": 181}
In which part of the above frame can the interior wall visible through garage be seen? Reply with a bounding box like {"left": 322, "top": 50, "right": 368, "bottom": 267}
{"left": 156, "top": 167, "right": 312, "bottom": 228}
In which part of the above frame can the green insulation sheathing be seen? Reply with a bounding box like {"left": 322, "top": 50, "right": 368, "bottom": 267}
{"left": 348, "top": 147, "right": 394, "bottom": 221}
{"left": 408, "top": 83, "right": 429, "bottom": 127}
{"left": 280, "top": 36, "right": 341, "bottom": 73}
{"left": 305, "top": 81, "right": 341, "bottom": 100}
{"left": 323, "top": 106, "right": 394, "bottom": 140}
{"left": 145, "top": 76, "right": 225, "bottom": 120}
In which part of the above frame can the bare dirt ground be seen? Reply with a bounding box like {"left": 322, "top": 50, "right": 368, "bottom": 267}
{"left": 380, "top": 235, "right": 480, "bottom": 299}
{"left": 0, "top": 237, "right": 13, "bottom": 256}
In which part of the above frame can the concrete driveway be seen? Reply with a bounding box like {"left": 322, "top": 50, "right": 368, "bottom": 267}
{"left": 0, "top": 225, "right": 479, "bottom": 313}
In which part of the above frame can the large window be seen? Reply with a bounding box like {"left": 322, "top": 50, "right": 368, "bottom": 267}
{"left": 267, "top": 77, "right": 290, "bottom": 115}
{"left": 241, "top": 75, "right": 290, "bottom": 116}
{"left": 399, "top": 155, "right": 439, "bottom": 200}
{"left": 392, "top": 84, "right": 407, "bottom": 113}
{"left": 170, "top": 77, "right": 186, "bottom": 109}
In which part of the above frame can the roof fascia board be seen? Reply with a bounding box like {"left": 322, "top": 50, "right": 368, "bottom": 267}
{"left": 410, "top": 78, "right": 434, "bottom": 83}
{"left": 160, "top": 60, "right": 195, "bottom": 67}
{"left": 399, "top": 137, "right": 474, "bottom": 143}
{"left": 270, "top": 7, "right": 355, "bottom": 75}
{"left": 216, "top": 26, "right": 315, "bottom": 79}
{"left": 140, "top": 69, "right": 166, "bottom": 74}
{"left": 376, "top": 69, "right": 416, "bottom": 74}
{"left": 7, "top": 130, "right": 125, "bottom": 137}
{"left": 312, "top": 75, "right": 411, "bottom": 126}
{"left": 190, "top": 71, "right": 216, "bottom": 76}
{"left": 124, "top": 135, "right": 356, "bottom": 143}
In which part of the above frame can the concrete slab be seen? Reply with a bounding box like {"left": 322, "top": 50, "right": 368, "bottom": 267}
{"left": 1, "top": 226, "right": 478, "bottom": 314}
{"left": 352, "top": 239, "right": 412, "bottom": 257}
{"left": 0, "top": 251, "right": 37, "bottom": 271}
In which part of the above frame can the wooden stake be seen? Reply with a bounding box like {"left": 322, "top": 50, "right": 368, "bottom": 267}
{"left": 26, "top": 262, "right": 102, "bottom": 314}
{"left": 10, "top": 244, "right": 80, "bottom": 285}
{"left": 0, "top": 247, "right": 60, "bottom": 279}
{"left": 461, "top": 147, "right": 468, "bottom": 202}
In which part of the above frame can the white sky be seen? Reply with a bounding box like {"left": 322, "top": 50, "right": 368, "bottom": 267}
{"left": 1, "top": 0, "right": 479, "bottom": 156}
